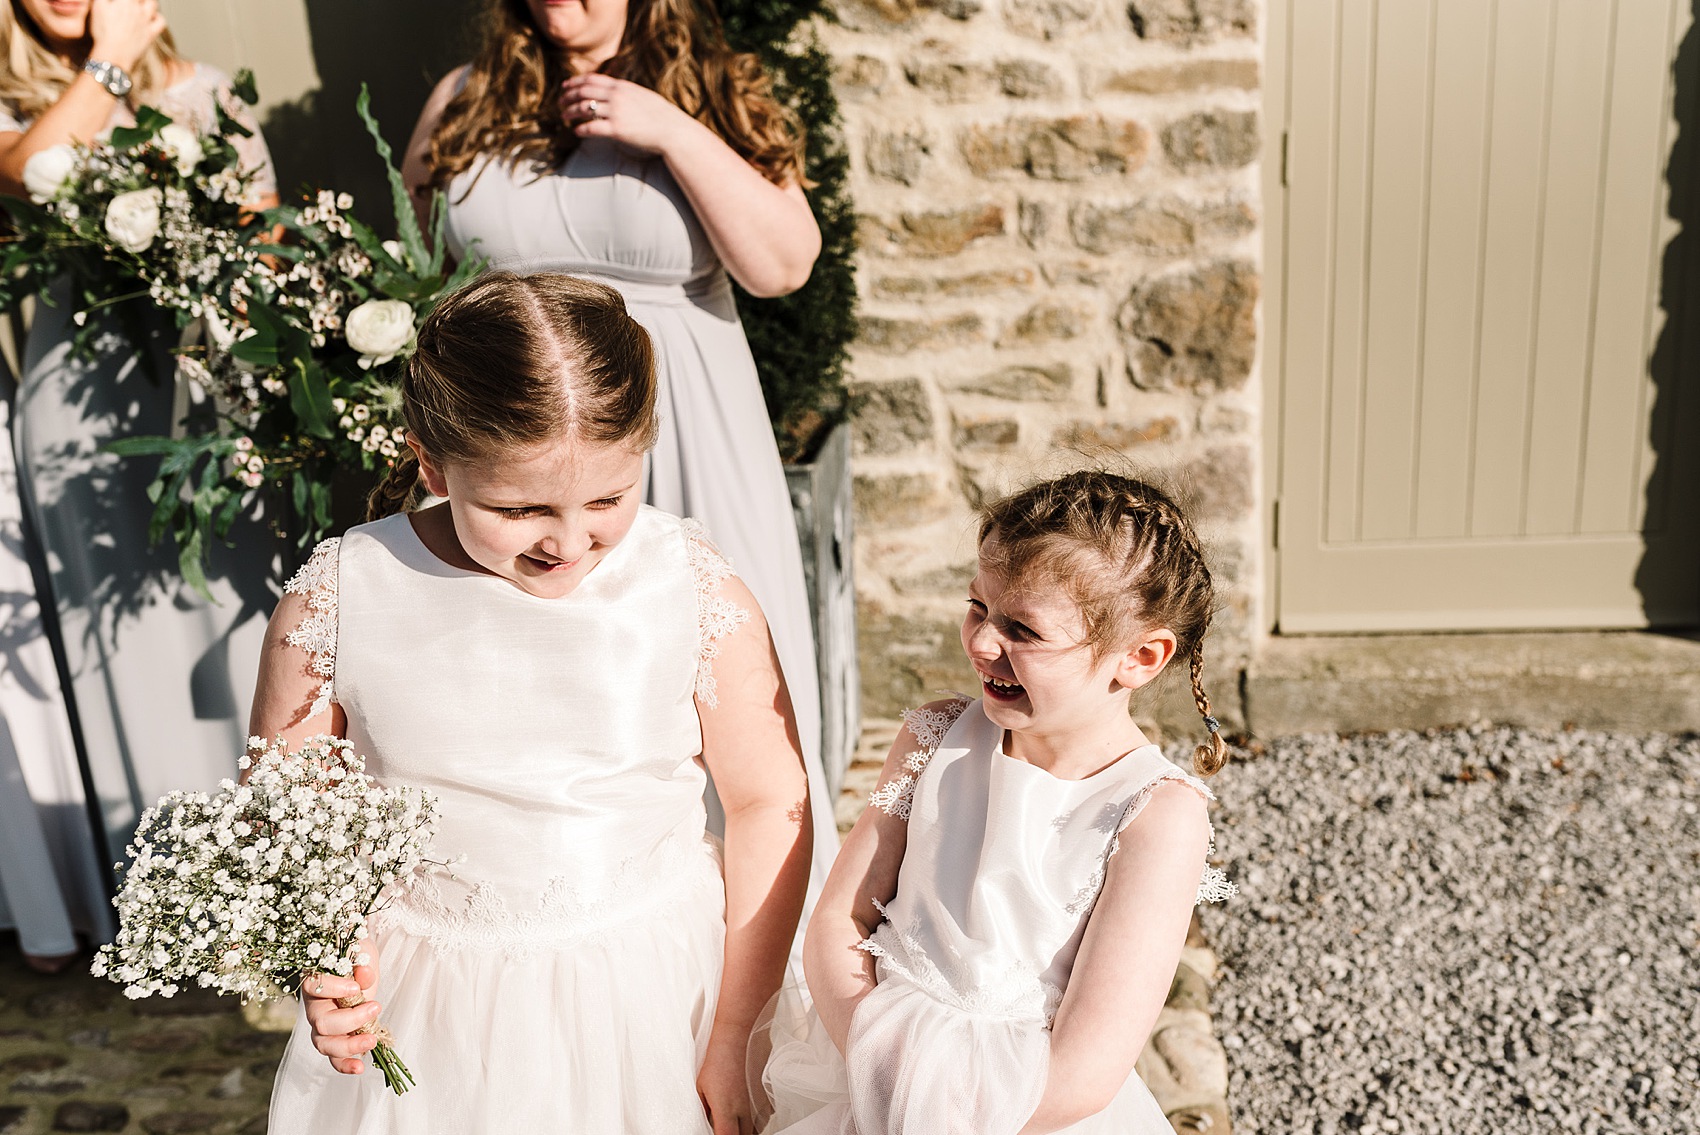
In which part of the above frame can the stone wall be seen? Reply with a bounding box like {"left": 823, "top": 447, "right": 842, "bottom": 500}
{"left": 820, "top": 0, "right": 1265, "bottom": 738}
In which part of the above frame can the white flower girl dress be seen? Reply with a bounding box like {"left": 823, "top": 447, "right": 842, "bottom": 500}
{"left": 266, "top": 506, "right": 749, "bottom": 1134}
{"left": 763, "top": 697, "right": 1233, "bottom": 1135}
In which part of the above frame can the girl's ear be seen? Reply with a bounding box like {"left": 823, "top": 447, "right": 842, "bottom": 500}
{"left": 1113, "top": 627, "right": 1178, "bottom": 692}
{"left": 408, "top": 436, "right": 449, "bottom": 498}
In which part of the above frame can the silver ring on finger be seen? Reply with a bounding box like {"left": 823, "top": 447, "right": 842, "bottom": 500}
{"left": 586, "top": 99, "right": 601, "bottom": 119}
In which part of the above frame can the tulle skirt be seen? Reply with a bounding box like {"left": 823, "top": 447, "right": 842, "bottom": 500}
{"left": 761, "top": 969, "right": 1174, "bottom": 1135}
{"left": 268, "top": 852, "right": 725, "bottom": 1134}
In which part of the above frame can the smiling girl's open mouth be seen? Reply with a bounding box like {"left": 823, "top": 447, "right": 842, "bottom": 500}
{"left": 979, "top": 673, "right": 1025, "bottom": 701}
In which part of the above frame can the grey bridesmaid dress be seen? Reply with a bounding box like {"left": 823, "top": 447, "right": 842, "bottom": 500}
{"left": 441, "top": 137, "right": 837, "bottom": 901}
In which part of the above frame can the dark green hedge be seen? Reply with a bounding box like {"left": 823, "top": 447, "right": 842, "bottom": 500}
{"left": 720, "top": 0, "right": 857, "bottom": 465}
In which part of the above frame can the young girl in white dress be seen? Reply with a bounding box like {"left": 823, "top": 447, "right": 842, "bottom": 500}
{"left": 762, "top": 472, "right": 1235, "bottom": 1135}
{"left": 250, "top": 272, "right": 812, "bottom": 1134}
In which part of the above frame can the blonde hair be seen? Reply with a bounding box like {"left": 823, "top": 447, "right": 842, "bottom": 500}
{"left": 425, "top": 0, "right": 806, "bottom": 192}
{"left": 0, "top": 1, "right": 182, "bottom": 121}
{"left": 366, "top": 273, "right": 659, "bottom": 521}
{"left": 979, "top": 471, "right": 1228, "bottom": 776}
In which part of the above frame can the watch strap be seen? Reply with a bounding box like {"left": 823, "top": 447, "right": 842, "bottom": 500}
{"left": 83, "top": 60, "right": 133, "bottom": 99}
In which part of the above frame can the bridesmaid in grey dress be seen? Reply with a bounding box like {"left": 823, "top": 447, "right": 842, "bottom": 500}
{"left": 402, "top": 0, "right": 837, "bottom": 901}
{"left": 0, "top": 0, "right": 282, "bottom": 900}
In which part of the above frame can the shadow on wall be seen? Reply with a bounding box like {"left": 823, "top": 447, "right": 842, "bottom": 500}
{"left": 1637, "top": 0, "right": 1700, "bottom": 624}
{"left": 260, "top": 0, "right": 481, "bottom": 228}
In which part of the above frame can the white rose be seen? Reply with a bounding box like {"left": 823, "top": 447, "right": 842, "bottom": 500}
{"left": 104, "top": 187, "right": 163, "bottom": 253}
{"left": 157, "top": 123, "right": 204, "bottom": 178}
{"left": 22, "top": 144, "right": 77, "bottom": 203}
{"left": 344, "top": 299, "right": 415, "bottom": 368}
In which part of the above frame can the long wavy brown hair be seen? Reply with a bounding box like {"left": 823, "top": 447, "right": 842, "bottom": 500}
{"left": 426, "top": 0, "right": 805, "bottom": 192}
{"left": 0, "top": 0, "right": 182, "bottom": 121}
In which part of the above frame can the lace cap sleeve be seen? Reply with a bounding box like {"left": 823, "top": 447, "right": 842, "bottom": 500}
{"left": 1110, "top": 771, "right": 1236, "bottom": 906}
{"left": 868, "top": 697, "right": 972, "bottom": 820}
{"left": 283, "top": 538, "right": 339, "bottom": 721}
{"left": 681, "top": 520, "right": 751, "bottom": 709}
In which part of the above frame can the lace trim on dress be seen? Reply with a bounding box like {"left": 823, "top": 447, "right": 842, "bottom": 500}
{"left": 386, "top": 835, "right": 722, "bottom": 959}
{"left": 856, "top": 899, "right": 1065, "bottom": 1026}
{"left": 1064, "top": 770, "right": 1237, "bottom": 911}
{"left": 868, "top": 697, "right": 972, "bottom": 820}
{"left": 283, "top": 539, "right": 340, "bottom": 721}
{"left": 681, "top": 520, "right": 750, "bottom": 709}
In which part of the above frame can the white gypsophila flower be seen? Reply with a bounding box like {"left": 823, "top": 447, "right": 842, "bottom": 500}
{"left": 345, "top": 301, "right": 414, "bottom": 367}
{"left": 104, "top": 187, "right": 164, "bottom": 253}
{"left": 157, "top": 123, "right": 205, "bottom": 178}
{"left": 23, "top": 144, "right": 77, "bottom": 203}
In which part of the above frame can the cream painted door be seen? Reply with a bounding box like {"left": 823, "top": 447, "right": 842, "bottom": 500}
{"left": 1265, "top": 0, "right": 1700, "bottom": 632}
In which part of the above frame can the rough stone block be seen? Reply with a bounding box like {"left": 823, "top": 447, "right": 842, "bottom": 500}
{"left": 857, "top": 603, "right": 978, "bottom": 718}
{"left": 872, "top": 268, "right": 1037, "bottom": 300}
{"left": 52, "top": 1102, "right": 129, "bottom": 1133}
{"left": 947, "top": 363, "right": 1073, "bottom": 402}
{"left": 997, "top": 300, "right": 1095, "bottom": 346}
{"left": 853, "top": 472, "right": 958, "bottom": 529}
{"left": 860, "top": 204, "right": 1005, "bottom": 257}
{"left": 831, "top": 0, "right": 982, "bottom": 27}
{"left": 1018, "top": 199, "right": 1051, "bottom": 247}
{"left": 141, "top": 1113, "right": 221, "bottom": 1135}
{"left": 890, "top": 560, "right": 976, "bottom": 597}
{"left": 857, "top": 313, "right": 985, "bottom": 354}
{"left": 1053, "top": 416, "right": 1179, "bottom": 451}
{"left": 851, "top": 378, "right": 935, "bottom": 456}
{"left": 1178, "top": 443, "right": 1254, "bottom": 519}
{"left": 1127, "top": 0, "right": 1256, "bottom": 43}
{"left": 1089, "top": 57, "right": 1259, "bottom": 95}
{"left": 998, "top": 59, "right": 1065, "bottom": 98}
{"left": 1168, "top": 1101, "right": 1231, "bottom": 1134}
{"left": 905, "top": 56, "right": 997, "bottom": 102}
{"left": 1153, "top": 1025, "right": 1229, "bottom": 1096}
{"left": 1005, "top": 0, "right": 1099, "bottom": 39}
{"left": 2, "top": 1054, "right": 68, "bottom": 1073}
{"left": 865, "top": 128, "right": 932, "bottom": 185}
{"left": 953, "top": 415, "right": 1020, "bottom": 448}
{"left": 1070, "top": 194, "right": 1255, "bottom": 255}
{"left": 1119, "top": 260, "right": 1258, "bottom": 393}
{"left": 833, "top": 54, "right": 890, "bottom": 97}
{"left": 962, "top": 116, "right": 1151, "bottom": 181}
{"left": 123, "top": 1028, "right": 205, "bottom": 1055}
{"left": 1161, "top": 109, "right": 1259, "bottom": 171}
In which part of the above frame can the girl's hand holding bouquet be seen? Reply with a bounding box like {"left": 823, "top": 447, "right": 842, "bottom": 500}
{"left": 91, "top": 735, "right": 438, "bottom": 1094}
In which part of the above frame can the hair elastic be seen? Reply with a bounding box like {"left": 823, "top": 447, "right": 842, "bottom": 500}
{"left": 1202, "top": 715, "right": 1220, "bottom": 735}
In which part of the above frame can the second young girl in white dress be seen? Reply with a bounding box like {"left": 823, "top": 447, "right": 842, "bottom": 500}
{"left": 253, "top": 273, "right": 812, "bottom": 1134}
{"left": 763, "top": 472, "right": 1235, "bottom": 1134}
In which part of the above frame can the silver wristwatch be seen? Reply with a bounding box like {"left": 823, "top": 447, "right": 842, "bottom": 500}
{"left": 83, "top": 59, "right": 133, "bottom": 99}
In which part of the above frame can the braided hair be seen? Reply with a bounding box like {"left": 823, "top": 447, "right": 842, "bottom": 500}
{"left": 365, "top": 272, "right": 658, "bottom": 522}
{"left": 978, "top": 471, "right": 1227, "bottom": 776}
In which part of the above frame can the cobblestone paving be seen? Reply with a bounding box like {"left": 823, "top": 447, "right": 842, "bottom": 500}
{"left": 0, "top": 941, "right": 284, "bottom": 1135}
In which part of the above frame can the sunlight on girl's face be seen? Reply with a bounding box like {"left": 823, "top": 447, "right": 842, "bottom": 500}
{"left": 425, "top": 436, "right": 645, "bottom": 600}
{"left": 525, "top": 0, "right": 628, "bottom": 61}
{"left": 960, "top": 540, "right": 1135, "bottom": 737}
{"left": 18, "top": 0, "right": 92, "bottom": 56}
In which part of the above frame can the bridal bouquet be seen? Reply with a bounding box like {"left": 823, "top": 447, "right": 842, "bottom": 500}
{"left": 91, "top": 735, "right": 440, "bottom": 1094}
{"left": 0, "top": 76, "right": 481, "bottom": 593}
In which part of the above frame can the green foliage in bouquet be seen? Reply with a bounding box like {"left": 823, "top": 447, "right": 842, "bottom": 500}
{"left": 0, "top": 76, "right": 481, "bottom": 595}
{"left": 720, "top": 0, "right": 857, "bottom": 465}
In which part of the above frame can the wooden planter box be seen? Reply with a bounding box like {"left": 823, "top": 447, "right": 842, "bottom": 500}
{"left": 785, "top": 421, "right": 859, "bottom": 796}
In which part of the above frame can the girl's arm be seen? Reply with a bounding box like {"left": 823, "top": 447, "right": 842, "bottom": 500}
{"left": 248, "top": 556, "right": 373, "bottom": 1076}
{"left": 560, "top": 74, "right": 821, "bottom": 297}
{"left": 696, "top": 574, "right": 812, "bottom": 1135}
{"left": 1018, "top": 782, "right": 1212, "bottom": 1135}
{"left": 801, "top": 709, "right": 940, "bottom": 1053}
{"left": 0, "top": 0, "right": 168, "bottom": 197}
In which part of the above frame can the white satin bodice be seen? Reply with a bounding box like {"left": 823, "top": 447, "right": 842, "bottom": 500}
{"left": 293, "top": 507, "right": 736, "bottom": 952}
{"left": 865, "top": 700, "right": 1220, "bottom": 1024}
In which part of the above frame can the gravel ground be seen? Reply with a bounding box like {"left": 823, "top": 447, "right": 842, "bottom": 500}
{"left": 1195, "top": 726, "right": 1700, "bottom": 1134}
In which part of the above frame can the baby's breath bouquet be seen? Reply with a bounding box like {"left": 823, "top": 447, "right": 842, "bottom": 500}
{"left": 91, "top": 735, "right": 439, "bottom": 1095}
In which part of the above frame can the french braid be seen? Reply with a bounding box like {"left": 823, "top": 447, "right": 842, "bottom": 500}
{"left": 365, "top": 448, "right": 422, "bottom": 522}
{"left": 979, "top": 471, "right": 1229, "bottom": 776}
